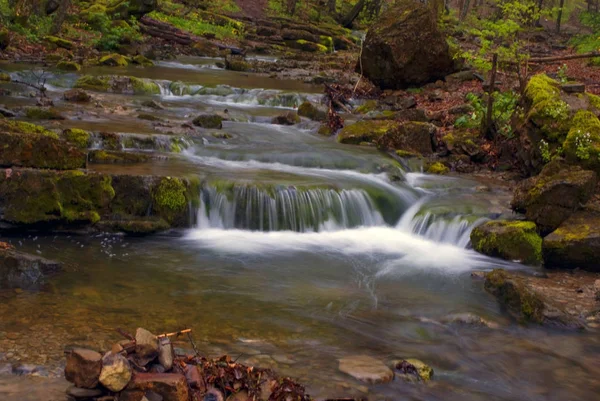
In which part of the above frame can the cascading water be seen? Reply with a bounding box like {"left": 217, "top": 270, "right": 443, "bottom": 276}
{"left": 197, "top": 185, "right": 384, "bottom": 232}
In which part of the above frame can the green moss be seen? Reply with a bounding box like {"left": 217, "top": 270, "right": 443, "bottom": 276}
{"left": 44, "top": 36, "right": 74, "bottom": 50}
{"left": 153, "top": 177, "right": 187, "bottom": 224}
{"left": 130, "top": 77, "right": 160, "bottom": 95}
{"left": 25, "top": 107, "right": 64, "bottom": 120}
{"left": 99, "top": 53, "right": 129, "bottom": 67}
{"left": 563, "top": 110, "right": 600, "bottom": 171}
{"left": 286, "top": 39, "right": 328, "bottom": 53}
{"left": 225, "top": 58, "right": 250, "bottom": 72}
{"left": 0, "top": 120, "right": 57, "bottom": 138}
{"left": 131, "top": 55, "right": 154, "bottom": 66}
{"left": 297, "top": 101, "right": 326, "bottom": 121}
{"left": 587, "top": 93, "right": 600, "bottom": 110}
{"left": 395, "top": 149, "right": 419, "bottom": 158}
{"left": 62, "top": 128, "right": 91, "bottom": 148}
{"left": 337, "top": 120, "right": 399, "bottom": 144}
{"left": 0, "top": 73, "right": 10, "bottom": 82}
{"left": 355, "top": 100, "right": 378, "bottom": 114}
{"left": 56, "top": 61, "right": 81, "bottom": 72}
{"left": 319, "top": 35, "right": 334, "bottom": 52}
{"left": 88, "top": 150, "right": 150, "bottom": 164}
{"left": 525, "top": 74, "right": 570, "bottom": 142}
{"left": 471, "top": 220, "right": 542, "bottom": 265}
{"left": 318, "top": 124, "right": 333, "bottom": 136}
{"left": 426, "top": 162, "right": 449, "bottom": 175}
{"left": 75, "top": 75, "right": 111, "bottom": 92}
{"left": 403, "top": 359, "right": 433, "bottom": 382}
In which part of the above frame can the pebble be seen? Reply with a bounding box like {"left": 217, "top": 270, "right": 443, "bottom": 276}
{"left": 66, "top": 385, "right": 103, "bottom": 399}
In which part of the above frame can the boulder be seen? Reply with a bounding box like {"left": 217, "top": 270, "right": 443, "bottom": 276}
{"left": 360, "top": 0, "right": 454, "bottom": 89}
{"left": 99, "top": 352, "right": 132, "bottom": 391}
{"left": 56, "top": 61, "right": 81, "bottom": 71}
{"left": 271, "top": 111, "right": 300, "bottom": 125}
{"left": 0, "top": 247, "right": 62, "bottom": 289}
{"left": 135, "top": 328, "right": 159, "bottom": 363}
{"left": 99, "top": 53, "right": 129, "bottom": 67}
{"left": 543, "top": 207, "right": 600, "bottom": 272}
{"left": 338, "top": 355, "right": 394, "bottom": 384}
{"left": 64, "top": 348, "right": 103, "bottom": 389}
{"left": 64, "top": 88, "right": 92, "bottom": 102}
{"left": 337, "top": 120, "right": 400, "bottom": 145}
{"left": 512, "top": 160, "right": 597, "bottom": 235}
{"left": 470, "top": 220, "right": 542, "bottom": 265}
{"left": 126, "top": 373, "right": 189, "bottom": 401}
{"left": 376, "top": 121, "right": 437, "bottom": 155}
{"left": 193, "top": 114, "right": 223, "bottom": 129}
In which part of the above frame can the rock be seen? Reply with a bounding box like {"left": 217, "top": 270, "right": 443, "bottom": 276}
{"left": 338, "top": 120, "right": 400, "bottom": 145}
{"left": 62, "top": 128, "right": 91, "bottom": 149}
{"left": 89, "top": 150, "right": 150, "bottom": 164}
{"left": 141, "top": 100, "right": 164, "bottom": 109}
{"left": 158, "top": 337, "right": 173, "bottom": 370}
{"left": 445, "top": 70, "right": 476, "bottom": 83}
{"left": 193, "top": 114, "right": 223, "bottom": 129}
{"left": 393, "top": 359, "right": 433, "bottom": 382}
{"left": 204, "top": 388, "right": 225, "bottom": 401}
{"left": 74, "top": 75, "right": 160, "bottom": 95}
{"left": 99, "top": 53, "right": 129, "bottom": 67}
{"left": 135, "top": 328, "right": 159, "bottom": 363}
{"left": 57, "top": 61, "right": 81, "bottom": 72}
{"left": 64, "top": 348, "right": 103, "bottom": 389}
{"left": 442, "top": 313, "right": 496, "bottom": 328}
{"left": 25, "top": 107, "right": 65, "bottom": 120}
{"left": 126, "top": 373, "right": 189, "bottom": 401}
{"left": 360, "top": 0, "right": 454, "bottom": 89}
{"left": 470, "top": 220, "right": 543, "bottom": 265}
{"left": 426, "top": 161, "right": 449, "bottom": 175}
{"left": 44, "top": 35, "right": 74, "bottom": 50}
{"left": 448, "top": 104, "right": 475, "bottom": 115}
{"left": 132, "top": 55, "right": 154, "bottom": 66}
{"left": 512, "top": 160, "right": 598, "bottom": 235}
{"left": 0, "top": 28, "right": 10, "bottom": 50}
{"left": 561, "top": 83, "right": 585, "bottom": 94}
{"left": 297, "top": 101, "right": 326, "bottom": 121}
{"left": 99, "top": 353, "right": 132, "bottom": 391}
{"left": 484, "top": 269, "right": 585, "bottom": 329}
{"left": 66, "top": 386, "right": 103, "bottom": 399}
{"left": 0, "top": 106, "right": 15, "bottom": 117}
{"left": 271, "top": 111, "right": 300, "bottom": 125}
{"left": 0, "top": 130, "right": 86, "bottom": 169}
{"left": 0, "top": 72, "right": 11, "bottom": 82}
{"left": 543, "top": 208, "right": 600, "bottom": 272}
{"left": 338, "top": 355, "right": 394, "bottom": 384}
{"left": 64, "top": 88, "right": 92, "bottom": 102}
{"left": 0, "top": 248, "right": 63, "bottom": 289}
{"left": 285, "top": 39, "right": 328, "bottom": 53}
{"left": 376, "top": 122, "right": 437, "bottom": 155}
{"left": 224, "top": 56, "right": 249, "bottom": 72}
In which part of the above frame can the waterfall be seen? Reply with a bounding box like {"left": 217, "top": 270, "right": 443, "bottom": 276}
{"left": 196, "top": 185, "right": 384, "bottom": 232}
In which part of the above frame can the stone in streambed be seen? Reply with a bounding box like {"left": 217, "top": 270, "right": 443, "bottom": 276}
{"left": 0, "top": 247, "right": 63, "bottom": 289}
{"left": 66, "top": 386, "right": 103, "bottom": 399}
{"left": 99, "top": 352, "right": 132, "bottom": 392}
{"left": 393, "top": 359, "right": 433, "bottom": 383}
{"left": 193, "top": 114, "right": 223, "bottom": 129}
{"left": 338, "top": 355, "right": 394, "bottom": 384}
{"left": 126, "top": 373, "right": 189, "bottom": 401}
{"left": 271, "top": 111, "right": 300, "bottom": 125}
{"left": 470, "top": 220, "right": 542, "bottom": 265}
{"left": 135, "top": 328, "right": 159, "bottom": 364}
{"left": 337, "top": 120, "right": 400, "bottom": 145}
{"left": 297, "top": 101, "right": 326, "bottom": 121}
{"left": 64, "top": 348, "right": 102, "bottom": 389}
{"left": 64, "top": 88, "right": 91, "bottom": 102}
{"left": 376, "top": 121, "right": 437, "bottom": 155}
{"left": 158, "top": 337, "right": 174, "bottom": 370}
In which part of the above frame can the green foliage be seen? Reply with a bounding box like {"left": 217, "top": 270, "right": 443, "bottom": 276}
{"left": 539, "top": 139, "right": 550, "bottom": 163}
{"left": 89, "top": 15, "right": 143, "bottom": 51}
{"left": 557, "top": 64, "right": 569, "bottom": 84}
{"left": 148, "top": 10, "right": 243, "bottom": 39}
{"left": 454, "top": 91, "right": 519, "bottom": 137}
{"left": 572, "top": 11, "right": 600, "bottom": 65}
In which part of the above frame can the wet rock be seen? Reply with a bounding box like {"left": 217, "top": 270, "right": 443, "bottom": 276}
{"left": 337, "top": 120, "right": 400, "bottom": 145}
{"left": 376, "top": 122, "right": 437, "bottom": 155}
{"left": 135, "top": 328, "right": 159, "bottom": 364}
{"left": 89, "top": 150, "right": 151, "bottom": 164}
{"left": 338, "top": 355, "right": 394, "bottom": 384}
{"left": 484, "top": 269, "right": 586, "bottom": 329}
{"left": 297, "top": 101, "right": 326, "bottom": 121}
{"left": 66, "top": 386, "right": 103, "bottom": 399}
{"left": 445, "top": 70, "right": 476, "bottom": 83}
{"left": 158, "top": 338, "right": 173, "bottom": 371}
{"left": 0, "top": 247, "right": 62, "bottom": 289}
{"left": 193, "top": 114, "right": 223, "bottom": 129}
{"left": 25, "top": 107, "right": 65, "bottom": 120}
{"left": 442, "top": 313, "right": 497, "bottom": 328}
{"left": 425, "top": 161, "right": 449, "bottom": 175}
{"left": 64, "top": 348, "right": 103, "bottom": 389}
{"left": 64, "top": 89, "right": 91, "bottom": 102}
{"left": 448, "top": 104, "right": 475, "bottom": 115}
{"left": 126, "top": 373, "right": 189, "bottom": 401}
{"left": 393, "top": 359, "right": 433, "bottom": 382}
{"left": 44, "top": 35, "right": 73, "bottom": 50}
{"left": 99, "top": 353, "right": 132, "bottom": 392}
{"left": 512, "top": 160, "right": 597, "bottom": 235}
{"left": 57, "top": 61, "right": 81, "bottom": 72}
{"left": 132, "top": 55, "right": 154, "bottom": 66}
{"left": 0, "top": 106, "right": 15, "bottom": 117}
{"left": 471, "top": 220, "right": 542, "bottom": 265}
{"left": 360, "top": 0, "right": 454, "bottom": 89}
{"left": 99, "top": 53, "right": 129, "bottom": 67}
{"left": 141, "top": 100, "right": 164, "bottom": 109}
{"left": 271, "top": 111, "right": 300, "bottom": 125}
{"left": 224, "top": 56, "right": 249, "bottom": 72}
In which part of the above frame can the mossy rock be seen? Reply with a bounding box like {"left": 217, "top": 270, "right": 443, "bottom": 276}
{"left": 471, "top": 220, "right": 542, "bottom": 265}
{"left": 99, "top": 132, "right": 122, "bottom": 150}
{"left": 97, "top": 218, "right": 170, "bottom": 235}
{"left": 130, "top": 77, "right": 160, "bottom": 95}
{"left": 562, "top": 110, "right": 600, "bottom": 173}
{"left": 338, "top": 120, "right": 400, "bottom": 145}
{"left": 88, "top": 150, "right": 150, "bottom": 164}
{"left": 99, "top": 53, "right": 129, "bottom": 67}
{"left": 0, "top": 72, "right": 10, "bottom": 82}
{"left": 285, "top": 39, "right": 328, "bottom": 53}
{"left": 355, "top": 100, "right": 378, "bottom": 114}
{"left": 62, "top": 128, "right": 91, "bottom": 149}
{"left": 56, "top": 61, "right": 81, "bottom": 72}
{"left": 131, "top": 55, "right": 154, "bottom": 66}
{"left": 44, "top": 36, "right": 74, "bottom": 50}
{"left": 0, "top": 120, "right": 56, "bottom": 136}
{"left": 271, "top": 111, "right": 300, "bottom": 125}
{"left": 137, "top": 113, "right": 162, "bottom": 121}
{"left": 74, "top": 75, "right": 111, "bottom": 92}
{"left": 319, "top": 36, "right": 334, "bottom": 53}
{"left": 282, "top": 29, "right": 318, "bottom": 43}
{"left": 426, "top": 162, "right": 449, "bottom": 175}
{"left": 297, "top": 101, "right": 326, "bottom": 121}
{"left": 64, "top": 88, "right": 92, "bottom": 102}
{"left": 524, "top": 74, "right": 571, "bottom": 142}
{"left": 393, "top": 359, "right": 433, "bottom": 383}
{"left": 225, "top": 57, "right": 250, "bottom": 72}
{"left": 376, "top": 122, "right": 437, "bottom": 155}
{"left": 25, "top": 107, "right": 65, "bottom": 120}
{"left": 169, "top": 81, "right": 191, "bottom": 96}
{"left": 193, "top": 114, "right": 223, "bottom": 129}
{"left": 318, "top": 124, "right": 333, "bottom": 136}
{"left": 512, "top": 159, "right": 598, "bottom": 235}
{"left": 152, "top": 177, "right": 187, "bottom": 225}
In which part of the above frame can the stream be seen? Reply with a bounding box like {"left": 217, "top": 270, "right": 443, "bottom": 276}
{"left": 1, "top": 57, "right": 599, "bottom": 401}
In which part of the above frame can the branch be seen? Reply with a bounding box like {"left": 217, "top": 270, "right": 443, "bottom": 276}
{"left": 528, "top": 51, "right": 600, "bottom": 63}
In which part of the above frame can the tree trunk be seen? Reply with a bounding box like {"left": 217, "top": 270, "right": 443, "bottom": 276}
{"left": 341, "top": 0, "right": 366, "bottom": 28}
{"left": 483, "top": 53, "right": 498, "bottom": 140}
{"left": 287, "top": 0, "right": 297, "bottom": 15}
{"left": 327, "top": 0, "right": 336, "bottom": 13}
{"left": 556, "top": 0, "right": 564, "bottom": 33}
{"left": 460, "top": 0, "right": 471, "bottom": 21}
{"left": 49, "top": 0, "right": 70, "bottom": 35}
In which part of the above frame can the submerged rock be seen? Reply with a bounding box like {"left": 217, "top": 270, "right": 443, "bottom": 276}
{"left": 360, "top": 0, "right": 454, "bottom": 89}
{"left": 512, "top": 160, "right": 597, "bottom": 235}
{"left": 470, "top": 220, "right": 542, "bottom": 265}
{"left": 64, "top": 348, "right": 102, "bottom": 389}
{"left": 0, "top": 247, "right": 62, "bottom": 289}
{"left": 338, "top": 355, "right": 394, "bottom": 384}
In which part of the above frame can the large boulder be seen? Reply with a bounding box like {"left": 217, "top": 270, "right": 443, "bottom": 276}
{"left": 0, "top": 246, "right": 62, "bottom": 289}
{"left": 376, "top": 121, "right": 437, "bottom": 155}
{"left": 511, "top": 160, "right": 597, "bottom": 236}
{"left": 360, "top": 0, "right": 454, "bottom": 89}
{"left": 64, "top": 348, "right": 103, "bottom": 389}
{"left": 543, "top": 203, "right": 600, "bottom": 271}
{"left": 470, "top": 220, "right": 542, "bottom": 265}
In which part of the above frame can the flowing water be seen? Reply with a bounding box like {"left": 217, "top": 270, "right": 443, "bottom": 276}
{"left": 1, "top": 58, "right": 599, "bottom": 401}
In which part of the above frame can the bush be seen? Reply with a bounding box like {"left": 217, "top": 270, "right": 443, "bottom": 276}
{"left": 454, "top": 91, "right": 519, "bottom": 138}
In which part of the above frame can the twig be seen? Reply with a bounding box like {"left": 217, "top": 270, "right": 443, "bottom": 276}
{"left": 116, "top": 328, "right": 135, "bottom": 341}
{"left": 352, "top": 38, "right": 364, "bottom": 97}
{"left": 186, "top": 331, "right": 202, "bottom": 358}
{"left": 157, "top": 328, "right": 192, "bottom": 338}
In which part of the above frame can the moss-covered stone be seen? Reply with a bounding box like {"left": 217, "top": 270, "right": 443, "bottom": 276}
{"left": 64, "top": 88, "right": 92, "bottom": 102}
{"left": 62, "top": 128, "right": 91, "bottom": 149}
{"left": 377, "top": 122, "right": 437, "bottom": 155}
{"left": 193, "top": 114, "right": 223, "bottom": 129}
{"left": 562, "top": 110, "right": 600, "bottom": 172}
{"left": 56, "top": 61, "right": 81, "bottom": 72}
{"left": 338, "top": 120, "right": 400, "bottom": 145}
{"left": 471, "top": 220, "right": 542, "bottom": 265}
{"left": 0, "top": 120, "right": 56, "bottom": 137}
{"left": 319, "top": 36, "right": 334, "bottom": 53}
{"left": 0, "top": 72, "right": 11, "bottom": 82}
{"left": 225, "top": 57, "right": 250, "bottom": 72}
{"left": 131, "top": 55, "right": 154, "bottom": 66}
{"left": 99, "top": 53, "right": 129, "bottom": 67}
{"left": 426, "top": 162, "right": 449, "bottom": 175}
{"left": 297, "top": 101, "right": 326, "bottom": 121}
{"left": 168, "top": 81, "right": 191, "bottom": 96}
{"left": 25, "top": 107, "right": 65, "bottom": 120}
{"left": 355, "top": 100, "right": 378, "bottom": 114}
{"left": 152, "top": 177, "right": 187, "bottom": 225}
{"left": 130, "top": 77, "right": 160, "bottom": 95}
{"left": 97, "top": 218, "right": 170, "bottom": 235}
{"left": 394, "top": 359, "right": 433, "bottom": 383}
{"left": 271, "top": 111, "right": 300, "bottom": 125}
{"left": 318, "top": 124, "right": 333, "bottom": 136}
{"left": 89, "top": 150, "right": 150, "bottom": 164}
{"left": 286, "top": 39, "right": 328, "bottom": 53}
{"left": 44, "top": 36, "right": 74, "bottom": 50}
{"left": 524, "top": 74, "right": 570, "bottom": 142}
{"left": 74, "top": 75, "right": 111, "bottom": 92}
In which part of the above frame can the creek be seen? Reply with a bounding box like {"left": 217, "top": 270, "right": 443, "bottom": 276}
{"left": 0, "top": 57, "right": 599, "bottom": 401}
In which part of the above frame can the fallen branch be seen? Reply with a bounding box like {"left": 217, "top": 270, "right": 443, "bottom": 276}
{"left": 157, "top": 328, "right": 192, "bottom": 338}
{"left": 116, "top": 327, "right": 135, "bottom": 341}
{"left": 528, "top": 51, "right": 600, "bottom": 63}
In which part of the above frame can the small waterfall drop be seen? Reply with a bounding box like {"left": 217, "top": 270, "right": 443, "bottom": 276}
{"left": 197, "top": 185, "right": 384, "bottom": 232}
